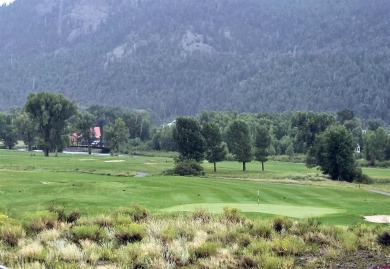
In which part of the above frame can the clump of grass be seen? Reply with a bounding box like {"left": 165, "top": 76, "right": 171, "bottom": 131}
{"left": 19, "top": 241, "right": 44, "bottom": 261}
{"left": 24, "top": 211, "right": 57, "bottom": 233}
{"left": 222, "top": 207, "right": 243, "bottom": 223}
{"left": 114, "top": 223, "right": 147, "bottom": 244}
{"left": 273, "top": 235, "right": 306, "bottom": 256}
{"left": 247, "top": 240, "right": 272, "bottom": 256}
{"left": 113, "top": 205, "right": 149, "bottom": 222}
{"left": 70, "top": 224, "right": 107, "bottom": 243}
{"left": 0, "top": 223, "right": 26, "bottom": 247}
{"left": 249, "top": 221, "right": 273, "bottom": 239}
{"left": 191, "top": 208, "right": 213, "bottom": 223}
{"left": 93, "top": 214, "right": 113, "bottom": 228}
{"left": 272, "top": 216, "right": 292, "bottom": 234}
{"left": 191, "top": 242, "right": 218, "bottom": 259}
{"left": 378, "top": 230, "right": 390, "bottom": 246}
{"left": 46, "top": 206, "right": 80, "bottom": 223}
{"left": 37, "top": 229, "right": 61, "bottom": 243}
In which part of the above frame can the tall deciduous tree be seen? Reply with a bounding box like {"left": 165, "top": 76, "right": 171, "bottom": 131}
{"left": 254, "top": 126, "right": 271, "bottom": 171}
{"left": 173, "top": 117, "right": 205, "bottom": 162}
{"left": 226, "top": 120, "right": 252, "bottom": 171}
{"left": 15, "top": 112, "right": 36, "bottom": 151}
{"left": 202, "top": 122, "right": 227, "bottom": 172}
{"left": 364, "top": 127, "right": 388, "bottom": 166}
{"left": 0, "top": 112, "right": 18, "bottom": 149}
{"left": 24, "top": 92, "right": 77, "bottom": 156}
{"left": 105, "top": 118, "right": 128, "bottom": 155}
{"left": 307, "top": 125, "right": 357, "bottom": 182}
{"left": 75, "top": 112, "right": 96, "bottom": 155}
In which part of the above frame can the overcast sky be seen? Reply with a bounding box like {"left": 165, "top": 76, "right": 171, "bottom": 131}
{"left": 0, "top": 0, "right": 15, "bottom": 5}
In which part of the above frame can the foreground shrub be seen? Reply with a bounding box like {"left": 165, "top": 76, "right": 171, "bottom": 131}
{"left": 223, "top": 207, "right": 244, "bottom": 223}
{"left": 378, "top": 230, "right": 390, "bottom": 246}
{"left": 115, "top": 223, "right": 147, "bottom": 244}
{"left": 113, "top": 205, "right": 149, "bottom": 222}
{"left": 24, "top": 211, "right": 57, "bottom": 233}
{"left": 47, "top": 206, "right": 80, "bottom": 223}
{"left": 191, "top": 208, "right": 213, "bottom": 223}
{"left": 70, "top": 224, "right": 106, "bottom": 242}
{"left": 0, "top": 223, "right": 26, "bottom": 247}
{"left": 272, "top": 216, "right": 292, "bottom": 234}
{"left": 191, "top": 242, "right": 218, "bottom": 258}
{"left": 250, "top": 221, "right": 273, "bottom": 239}
{"left": 273, "top": 235, "right": 306, "bottom": 255}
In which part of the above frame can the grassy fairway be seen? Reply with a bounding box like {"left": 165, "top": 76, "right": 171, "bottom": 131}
{"left": 1, "top": 150, "right": 390, "bottom": 225}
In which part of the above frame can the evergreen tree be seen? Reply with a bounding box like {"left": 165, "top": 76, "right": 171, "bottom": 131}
{"left": 202, "top": 122, "right": 227, "bottom": 172}
{"left": 173, "top": 117, "right": 205, "bottom": 162}
{"left": 254, "top": 126, "right": 271, "bottom": 171}
{"left": 307, "top": 125, "right": 357, "bottom": 182}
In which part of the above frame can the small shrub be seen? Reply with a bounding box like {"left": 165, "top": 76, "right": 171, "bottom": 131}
{"left": 223, "top": 207, "right": 243, "bottom": 223}
{"left": 115, "top": 223, "right": 147, "bottom": 244}
{"left": 71, "top": 224, "right": 106, "bottom": 242}
{"left": 192, "top": 208, "right": 212, "bottom": 223}
{"left": 93, "top": 214, "right": 113, "bottom": 228}
{"left": 19, "top": 242, "right": 44, "bottom": 261}
{"left": 378, "top": 230, "right": 390, "bottom": 246}
{"left": 247, "top": 240, "right": 272, "bottom": 255}
{"left": 191, "top": 242, "right": 218, "bottom": 259}
{"left": 0, "top": 223, "right": 26, "bottom": 247}
{"left": 237, "top": 233, "right": 252, "bottom": 247}
{"left": 272, "top": 216, "right": 292, "bottom": 234}
{"left": 273, "top": 235, "right": 306, "bottom": 256}
{"left": 24, "top": 211, "right": 57, "bottom": 233}
{"left": 113, "top": 205, "right": 149, "bottom": 222}
{"left": 167, "top": 160, "right": 204, "bottom": 176}
{"left": 250, "top": 221, "right": 273, "bottom": 239}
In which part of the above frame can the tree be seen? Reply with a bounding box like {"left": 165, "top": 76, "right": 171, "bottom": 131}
{"left": 226, "top": 120, "right": 252, "bottom": 171}
{"left": 364, "top": 127, "right": 388, "bottom": 166}
{"left": 15, "top": 112, "right": 36, "bottom": 151}
{"left": 24, "top": 92, "right": 77, "bottom": 156}
{"left": 0, "top": 112, "right": 18, "bottom": 149}
{"left": 173, "top": 117, "right": 205, "bottom": 162}
{"left": 307, "top": 125, "right": 357, "bottom": 182}
{"left": 105, "top": 118, "right": 128, "bottom": 155}
{"left": 201, "top": 122, "right": 227, "bottom": 172}
{"left": 254, "top": 126, "right": 271, "bottom": 171}
{"left": 75, "top": 112, "right": 96, "bottom": 155}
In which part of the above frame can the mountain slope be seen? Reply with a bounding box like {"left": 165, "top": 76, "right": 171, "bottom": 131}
{"left": 0, "top": 0, "right": 389, "bottom": 122}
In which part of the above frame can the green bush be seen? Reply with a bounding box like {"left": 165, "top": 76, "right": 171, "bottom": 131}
{"left": 70, "top": 224, "right": 106, "bottom": 242}
{"left": 250, "top": 222, "right": 273, "bottom": 239}
{"left": 115, "top": 223, "right": 147, "bottom": 244}
{"left": 0, "top": 223, "right": 26, "bottom": 247}
{"left": 24, "top": 210, "right": 57, "bottom": 233}
{"left": 165, "top": 160, "right": 204, "bottom": 176}
{"left": 191, "top": 208, "right": 212, "bottom": 223}
{"left": 378, "top": 230, "right": 390, "bottom": 246}
{"left": 272, "top": 216, "right": 292, "bottom": 234}
{"left": 223, "top": 207, "right": 243, "bottom": 223}
{"left": 113, "top": 205, "right": 150, "bottom": 222}
{"left": 191, "top": 242, "right": 218, "bottom": 258}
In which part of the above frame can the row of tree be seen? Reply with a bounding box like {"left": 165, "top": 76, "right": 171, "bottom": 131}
{"left": 1, "top": 93, "right": 390, "bottom": 181}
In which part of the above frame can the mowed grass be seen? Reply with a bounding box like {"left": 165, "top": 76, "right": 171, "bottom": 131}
{"left": 1, "top": 149, "right": 390, "bottom": 225}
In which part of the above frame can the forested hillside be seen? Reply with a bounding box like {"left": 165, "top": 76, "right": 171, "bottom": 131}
{"left": 1, "top": 0, "right": 390, "bottom": 123}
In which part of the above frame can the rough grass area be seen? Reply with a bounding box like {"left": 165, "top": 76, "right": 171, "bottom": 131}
{"left": 0, "top": 208, "right": 389, "bottom": 268}
{"left": 161, "top": 203, "right": 342, "bottom": 218}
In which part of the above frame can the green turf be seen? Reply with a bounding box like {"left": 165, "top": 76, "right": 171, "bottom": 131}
{"left": 1, "top": 149, "right": 390, "bottom": 225}
{"left": 160, "top": 203, "right": 343, "bottom": 218}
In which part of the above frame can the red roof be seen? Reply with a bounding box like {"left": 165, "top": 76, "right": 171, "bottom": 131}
{"left": 93, "top": 127, "right": 101, "bottom": 138}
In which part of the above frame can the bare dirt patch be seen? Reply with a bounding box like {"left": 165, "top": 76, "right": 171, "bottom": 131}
{"left": 144, "top": 162, "right": 158, "bottom": 165}
{"left": 105, "top": 160, "right": 125, "bottom": 163}
{"left": 364, "top": 215, "right": 390, "bottom": 223}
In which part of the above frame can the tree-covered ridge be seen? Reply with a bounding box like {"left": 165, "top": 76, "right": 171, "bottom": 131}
{"left": 0, "top": 0, "right": 390, "bottom": 122}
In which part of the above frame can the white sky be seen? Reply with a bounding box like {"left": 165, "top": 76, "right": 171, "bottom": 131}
{"left": 0, "top": 0, "right": 15, "bottom": 5}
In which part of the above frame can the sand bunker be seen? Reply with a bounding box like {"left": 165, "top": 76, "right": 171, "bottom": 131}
{"left": 364, "top": 215, "right": 390, "bottom": 223}
{"left": 105, "top": 160, "right": 125, "bottom": 163}
{"left": 144, "top": 162, "right": 158, "bottom": 165}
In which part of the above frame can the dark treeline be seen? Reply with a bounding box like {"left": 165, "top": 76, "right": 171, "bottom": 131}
{"left": 1, "top": 93, "right": 390, "bottom": 176}
{"left": 0, "top": 0, "right": 390, "bottom": 123}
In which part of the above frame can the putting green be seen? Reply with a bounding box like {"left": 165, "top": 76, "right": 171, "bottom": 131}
{"left": 160, "top": 203, "right": 343, "bottom": 218}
